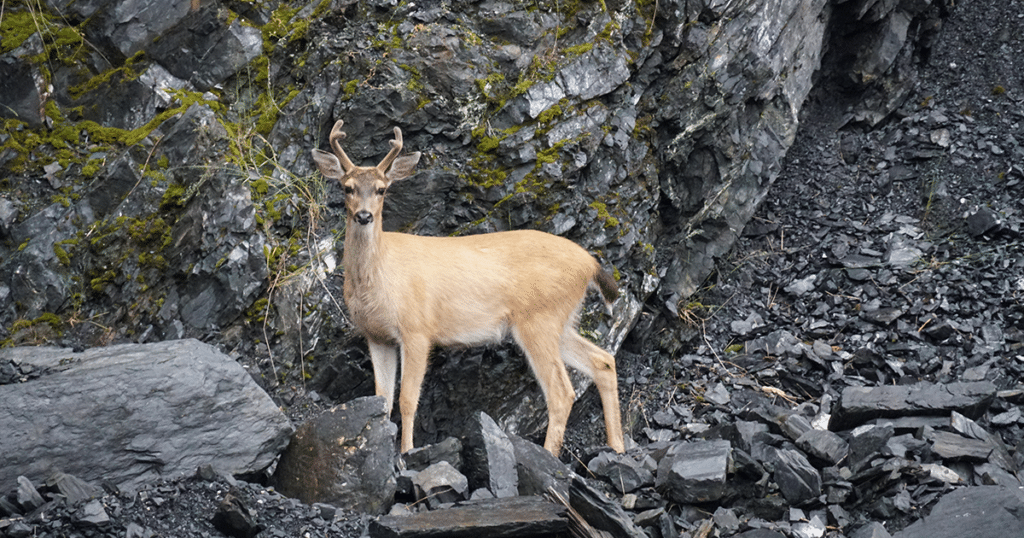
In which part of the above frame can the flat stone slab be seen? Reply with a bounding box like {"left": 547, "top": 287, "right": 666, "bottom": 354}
{"left": 832, "top": 382, "right": 996, "bottom": 429}
{"left": 0, "top": 339, "right": 292, "bottom": 492}
{"left": 369, "top": 496, "right": 567, "bottom": 538}
{"left": 893, "top": 486, "right": 1024, "bottom": 538}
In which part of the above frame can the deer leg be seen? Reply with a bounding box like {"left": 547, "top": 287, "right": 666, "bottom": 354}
{"left": 562, "top": 332, "right": 625, "bottom": 453}
{"left": 514, "top": 321, "right": 574, "bottom": 456}
{"left": 367, "top": 340, "right": 398, "bottom": 414}
{"left": 398, "top": 334, "right": 431, "bottom": 453}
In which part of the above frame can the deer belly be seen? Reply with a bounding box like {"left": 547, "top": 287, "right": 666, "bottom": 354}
{"left": 433, "top": 309, "right": 508, "bottom": 347}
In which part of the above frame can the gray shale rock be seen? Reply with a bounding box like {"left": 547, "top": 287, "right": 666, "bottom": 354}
{"left": 0, "top": 339, "right": 293, "bottom": 493}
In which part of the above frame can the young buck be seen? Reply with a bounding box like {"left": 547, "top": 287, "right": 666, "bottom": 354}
{"left": 312, "top": 119, "right": 624, "bottom": 456}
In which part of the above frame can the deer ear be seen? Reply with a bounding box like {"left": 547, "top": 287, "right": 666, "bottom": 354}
{"left": 312, "top": 149, "right": 345, "bottom": 179}
{"left": 386, "top": 152, "right": 421, "bottom": 182}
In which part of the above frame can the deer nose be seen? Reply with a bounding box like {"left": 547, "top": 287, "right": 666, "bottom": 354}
{"left": 354, "top": 210, "right": 373, "bottom": 225}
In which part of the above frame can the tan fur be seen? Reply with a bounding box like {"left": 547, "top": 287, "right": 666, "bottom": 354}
{"left": 313, "top": 120, "right": 624, "bottom": 456}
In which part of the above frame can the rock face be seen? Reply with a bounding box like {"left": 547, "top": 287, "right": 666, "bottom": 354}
{"left": 1, "top": 0, "right": 950, "bottom": 461}
{"left": 0, "top": 339, "right": 293, "bottom": 493}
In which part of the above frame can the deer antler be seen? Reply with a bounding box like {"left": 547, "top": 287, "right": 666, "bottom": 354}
{"left": 377, "top": 127, "right": 403, "bottom": 173}
{"left": 329, "top": 120, "right": 356, "bottom": 173}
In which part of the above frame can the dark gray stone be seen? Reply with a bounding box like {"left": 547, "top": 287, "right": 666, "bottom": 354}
{"left": 85, "top": 0, "right": 192, "bottom": 58}
{"left": 796, "top": 429, "right": 850, "bottom": 465}
{"left": 273, "top": 396, "right": 397, "bottom": 515}
{"left": 147, "top": 5, "right": 262, "bottom": 91}
{"left": 370, "top": 496, "right": 567, "bottom": 538}
{"left": 462, "top": 412, "right": 518, "bottom": 498}
{"left": 847, "top": 424, "right": 895, "bottom": 468}
{"left": 587, "top": 451, "right": 654, "bottom": 494}
{"left": 569, "top": 475, "right": 647, "bottom": 538}
{"left": 0, "top": 35, "right": 46, "bottom": 127}
{"left": 15, "top": 476, "right": 44, "bottom": 513}
{"left": 0, "top": 340, "right": 292, "bottom": 493}
{"left": 413, "top": 461, "right": 469, "bottom": 509}
{"left": 764, "top": 447, "right": 822, "bottom": 505}
{"left": 509, "top": 434, "right": 571, "bottom": 499}
{"left": 893, "top": 486, "right": 1024, "bottom": 538}
{"left": 655, "top": 440, "right": 731, "bottom": 504}
{"left": 74, "top": 499, "right": 110, "bottom": 528}
{"left": 833, "top": 382, "right": 997, "bottom": 429}
{"left": 45, "top": 472, "right": 103, "bottom": 505}
{"left": 851, "top": 521, "right": 893, "bottom": 538}
{"left": 404, "top": 437, "right": 464, "bottom": 473}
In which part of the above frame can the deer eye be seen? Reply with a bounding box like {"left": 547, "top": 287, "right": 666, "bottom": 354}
{"left": 376, "top": 187, "right": 386, "bottom": 196}
{"left": 343, "top": 186, "right": 354, "bottom": 195}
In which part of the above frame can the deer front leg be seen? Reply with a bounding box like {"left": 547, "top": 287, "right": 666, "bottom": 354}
{"left": 398, "top": 333, "right": 431, "bottom": 453}
{"left": 367, "top": 340, "right": 398, "bottom": 414}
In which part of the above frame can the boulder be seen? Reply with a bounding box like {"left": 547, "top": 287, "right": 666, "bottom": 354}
{"left": 0, "top": 339, "right": 292, "bottom": 493}
{"left": 272, "top": 396, "right": 398, "bottom": 515}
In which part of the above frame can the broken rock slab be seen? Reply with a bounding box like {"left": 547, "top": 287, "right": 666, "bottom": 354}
{"left": 0, "top": 339, "right": 292, "bottom": 493}
{"left": 893, "top": 486, "right": 1024, "bottom": 538}
{"left": 369, "top": 496, "right": 567, "bottom": 538}
{"left": 832, "top": 381, "right": 996, "bottom": 429}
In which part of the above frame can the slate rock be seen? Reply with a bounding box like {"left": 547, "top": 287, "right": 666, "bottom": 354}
{"left": 796, "top": 428, "right": 850, "bottom": 465}
{"left": 833, "top": 382, "right": 996, "bottom": 429}
{"left": 74, "top": 499, "right": 110, "bottom": 528}
{"left": 569, "top": 475, "right": 646, "bottom": 538}
{"left": 15, "top": 476, "right": 44, "bottom": 513}
{"left": 46, "top": 472, "right": 103, "bottom": 505}
{"left": 892, "top": 486, "right": 1024, "bottom": 538}
{"left": 764, "top": 447, "right": 822, "bottom": 505}
{"left": 462, "top": 412, "right": 518, "bottom": 498}
{"left": 0, "top": 340, "right": 292, "bottom": 493}
{"left": 147, "top": 5, "right": 262, "bottom": 91}
{"left": 85, "top": 0, "right": 193, "bottom": 58}
{"left": 413, "top": 461, "right": 469, "bottom": 509}
{"left": 370, "top": 496, "right": 567, "bottom": 538}
{"left": 851, "top": 521, "right": 893, "bottom": 538}
{"left": 847, "top": 424, "right": 895, "bottom": 469}
{"left": 273, "top": 396, "right": 397, "bottom": 515}
{"left": 509, "top": 434, "right": 572, "bottom": 499}
{"left": 211, "top": 491, "right": 261, "bottom": 538}
{"left": 587, "top": 451, "right": 655, "bottom": 494}
{"left": 655, "top": 440, "right": 731, "bottom": 503}
{"left": 0, "top": 35, "right": 46, "bottom": 127}
{"left": 404, "top": 437, "right": 464, "bottom": 472}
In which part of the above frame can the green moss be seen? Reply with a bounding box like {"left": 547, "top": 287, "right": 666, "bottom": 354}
{"left": 341, "top": 79, "right": 359, "bottom": 101}
{"left": 536, "top": 104, "right": 563, "bottom": 125}
{"left": 68, "top": 51, "right": 147, "bottom": 100}
{"left": 160, "top": 183, "right": 187, "bottom": 211}
{"left": 589, "top": 201, "right": 620, "bottom": 228}
{"left": 90, "top": 270, "right": 117, "bottom": 292}
{"left": 53, "top": 243, "right": 71, "bottom": 266}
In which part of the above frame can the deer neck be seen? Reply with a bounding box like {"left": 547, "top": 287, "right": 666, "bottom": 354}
{"left": 343, "top": 217, "right": 386, "bottom": 286}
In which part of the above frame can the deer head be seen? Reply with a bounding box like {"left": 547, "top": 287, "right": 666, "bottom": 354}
{"left": 312, "top": 120, "right": 422, "bottom": 227}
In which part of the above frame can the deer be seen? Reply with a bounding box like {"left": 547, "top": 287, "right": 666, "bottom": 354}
{"left": 311, "top": 119, "right": 624, "bottom": 456}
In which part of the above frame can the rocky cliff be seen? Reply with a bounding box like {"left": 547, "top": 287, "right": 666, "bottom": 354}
{"left": 0, "top": 0, "right": 945, "bottom": 444}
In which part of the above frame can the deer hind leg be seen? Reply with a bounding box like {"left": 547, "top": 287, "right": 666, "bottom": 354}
{"left": 367, "top": 340, "right": 399, "bottom": 414}
{"left": 398, "top": 333, "right": 431, "bottom": 453}
{"left": 562, "top": 331, "right": 625, "bottom": 453}
{"left": 513, "top": 320, "right": 575, "bottom": 456}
